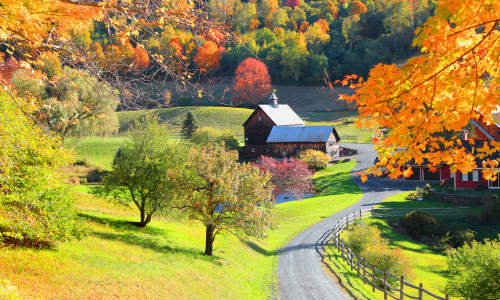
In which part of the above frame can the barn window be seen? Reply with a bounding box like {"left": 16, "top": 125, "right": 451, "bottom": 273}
{"left": 251, "top": 147, "right": 255, "bottom": 153}
{"left": 472, "top": 170, "right": 479, "bottom": 182}
{"left": 462, "top": 172, "right": 469, "bottom": 181}
{"left": 258, "top": 116, "right": 262, "bottom": 122}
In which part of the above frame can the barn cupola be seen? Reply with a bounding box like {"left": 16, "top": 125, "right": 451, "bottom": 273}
{"left": 268, "top": 92, "right": 278, "bottom": 108}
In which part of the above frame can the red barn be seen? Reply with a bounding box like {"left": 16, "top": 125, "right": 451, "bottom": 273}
{"left": 241, "top": 93, "right": 340, "bottom": 159}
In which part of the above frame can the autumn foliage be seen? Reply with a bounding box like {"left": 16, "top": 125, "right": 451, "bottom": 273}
{"left": 284, "top": 0, "right": 301, "bottom": 9}
{"left": 232, "top": 58, "right": 271, "bottom": 105}
{"left": 194, "top": 41, "right": 224, "bottom": 73}
{"left": 256, "top": 156, "right": 313, "bottom": 198}
{"left": 133, "top": 45, "right": 150, "bottom": 70}
{"left": 338, "top": 0, "right": 500, "bottom": 182}
{"left": 349, "top": 1, "right": 367, "bottom": 16}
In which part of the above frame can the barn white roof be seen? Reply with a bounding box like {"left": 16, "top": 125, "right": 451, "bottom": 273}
{"left": 258, "top": 104, "right": 305, "bottom": 126}
{"left": 266, "top": 126, "right": 338, "bottom": 143}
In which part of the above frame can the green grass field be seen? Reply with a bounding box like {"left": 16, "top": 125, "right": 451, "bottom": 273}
{"left": 0, "top": 161, "right": 363, "bottom": 299}
{"left": 324, "top": 192, "right": 500, "bottom": 300}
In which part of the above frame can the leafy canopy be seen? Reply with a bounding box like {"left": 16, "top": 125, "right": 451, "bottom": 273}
{"left": 0, "top": 92, "right": 81, "bottom": 245}
{"left": 339, "top": 0, "right": 500, "bottom": 181}
{"left": 93, "top": 117, "right": 184, "bottom": 227}
{"left": 175, "top": 144, "right": 275, "bottom": 255}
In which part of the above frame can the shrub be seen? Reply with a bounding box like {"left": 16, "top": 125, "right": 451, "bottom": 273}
{"left": 362, "top": 245, "right": 413, "bottom": 288}
{"left": 481, "top": 196, "right": 500, "bottom": 224}
{"left": 441, "top": 229, "right": 476, "bottom": 249}
{"left": 177, "top": 96, "right": 193, "bottom": 106}
{"left": 445, "top": 237, "right": 500, "bottom": 299}
{"left": 298, "top": 149, "right": 331, "bottom": 170}
{"left": 190, "top": 127, "right": 239, "bottom": 150}
{"left": 256, "top": 156, "right": 313, "bottom": 198}
{"left": 344, "top": 222, "right": 387, "bottom": 256}
{"left": 402, "top": 210, "right": 442, "bottom": 241}
{"left": 0, "top": 92, "right": 82, "bottom": 246}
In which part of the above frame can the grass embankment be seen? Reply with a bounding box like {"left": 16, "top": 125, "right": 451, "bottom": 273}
{"left": 324, "top": 192, "right": 500, "bottom": 300}
{"left": 0, "top": 161, "right": 362, "bottom": 299}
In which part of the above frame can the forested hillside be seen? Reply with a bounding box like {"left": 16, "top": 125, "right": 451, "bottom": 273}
{"left": 2, "top": 0, "right": 434, "bottom": 108}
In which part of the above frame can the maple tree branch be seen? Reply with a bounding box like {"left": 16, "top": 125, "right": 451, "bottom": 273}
{"left": 389, "top": 20, "right": 498, "bottom": 103}
{"left": 447, "top": 19, "right": 500, "bottom": 37}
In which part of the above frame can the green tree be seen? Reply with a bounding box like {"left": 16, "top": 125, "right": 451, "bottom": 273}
{"left": 190, "top": 127, "right": 240, "bottom": 150}
{"left": 280, "top": 31, "right": 308, "bottom": 81}
{"left": 270, "top": 8, "right": 289, "bottom": 29}
{"left": 445, "top": 237, "right": 500, "bottom": 299}
{"left": 175, "top": 144, "right": 275, "bottom": 255}
{"left": 181, "top": 112, "right": 197, "bottom": 139}
{"left": 0, "top": 92, "right": 81, "bottom": 245}
{"left": 11, "top": 62, "right": 118, "bottom": 137}
{"left": 93, "top": 119, "right": 184, "bottom": 227}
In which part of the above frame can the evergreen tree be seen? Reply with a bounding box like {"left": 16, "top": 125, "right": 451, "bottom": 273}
{"left": 181, "top": 112, "right": 197, "bottom": 139}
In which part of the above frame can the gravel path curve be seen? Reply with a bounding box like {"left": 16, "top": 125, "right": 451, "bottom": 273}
{"left": 277, "top": 143, "right": 420, "bottom": 300}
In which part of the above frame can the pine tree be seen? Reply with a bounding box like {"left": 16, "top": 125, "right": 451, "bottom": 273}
{"left": 181, "top": 112, "right": 197, "bottom": 139}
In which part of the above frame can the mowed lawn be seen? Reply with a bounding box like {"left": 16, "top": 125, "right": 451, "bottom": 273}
{"left": 0, "top": 161, "right": 363, "bottom": 299}
{"left": 324, "top": 192, "right": 500, "bottom": 300}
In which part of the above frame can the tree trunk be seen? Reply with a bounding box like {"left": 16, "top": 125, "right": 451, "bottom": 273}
{"left": 139, "top": 209, "right": 149, "bottom": 227}
{"left": 204, "top": 224, "right": 216, "bottom": 256}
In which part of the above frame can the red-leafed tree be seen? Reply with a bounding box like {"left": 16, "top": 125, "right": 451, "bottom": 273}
{"left": 256, "top": 156, "right": 313, "bottom": 198}
{"left": 284, "top": 0, "right": 301, "bottom": 9}
{"left": 232, "top": 58, "right": 271, "bottom": 105}
{"left": 133, "top": 45, "right": 150, "bottom": 70}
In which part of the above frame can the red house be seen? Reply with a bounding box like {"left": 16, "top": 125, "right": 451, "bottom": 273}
{"left": 399, "top": 109, "right": 499, "bottom": 190}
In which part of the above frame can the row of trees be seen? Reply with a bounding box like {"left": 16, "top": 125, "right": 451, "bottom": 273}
{"left": 96, "top": 116, "right": 323, "bottom": 255}
{"left": 94, "top": 119, "right": 276, "bottom": 255}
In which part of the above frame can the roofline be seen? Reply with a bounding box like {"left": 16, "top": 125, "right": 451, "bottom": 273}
{"left": 471, "top": 119, "right": 495, "bottom": 141}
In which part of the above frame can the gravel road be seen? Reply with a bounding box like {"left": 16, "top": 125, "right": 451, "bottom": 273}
{"left": 277, "top": 143, "right": 421, "bottom": 300}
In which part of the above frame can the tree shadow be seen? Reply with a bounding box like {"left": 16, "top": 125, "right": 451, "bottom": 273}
{"left": 80, "top": 213, "right": 222, "bottom": 264}
{"left": 245, "top": 240, "right": 317, "bottom": 256}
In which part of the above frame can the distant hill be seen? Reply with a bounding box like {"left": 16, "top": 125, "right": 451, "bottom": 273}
{"left": 118, "top": 105, "right": 374, "bottom": 143}
{"left": 138, "top": 81, "right": 354, "bottom": 113}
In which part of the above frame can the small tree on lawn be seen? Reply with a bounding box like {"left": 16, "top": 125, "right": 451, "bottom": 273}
{"left": 181, "top": 112, "right": 197, "bottom": 139}
{"left": 175, "top": 144, "right": 275, "bottom": 255}
{"left": 256, "top": 156, "right": 313, "bottom": 198}
{"left": 93, "top": 118, "right": 184, "bottom": 227}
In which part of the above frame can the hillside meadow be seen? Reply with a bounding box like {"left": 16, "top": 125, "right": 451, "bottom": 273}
{"left": 0, "top": 161, "right": 362, "bottom": 299}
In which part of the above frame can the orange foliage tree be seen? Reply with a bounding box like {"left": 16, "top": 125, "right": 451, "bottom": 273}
{"left": 349, "top": 1, "right": 367, "bottom": 16}
{"left": 338, "top": 0, "right": 500, "bottom": 181}
{"left": 194, "top": 41, "right": 223, "bottom": 73}
{"left": 232, "top": 58, "right": 272, "bottom": 106}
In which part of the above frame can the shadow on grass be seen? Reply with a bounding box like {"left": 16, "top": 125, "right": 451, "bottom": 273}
{"left": 80, "top": 213, "right": 222, "bottom": 264}
{"left": 245, "top": 240, "right": 318, "bottom": 256}
{"left": 313, "top": 171, "right": 361, "bottom": 196}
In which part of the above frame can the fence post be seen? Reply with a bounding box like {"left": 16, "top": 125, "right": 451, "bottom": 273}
{"left": 400, "top": 276, "right": 404, "bottom": 300}
{"left": 418, "top": 283, "right": 423, "bottom": 300}
{"left": 383, "top": 270, "right": 388, "bottom": 300}
{"left": 359, "top": 209, "right": 362, "bottom": 219}
{"left": 445, "top": 294, "right": 449, "bottom": 300}
{"left": 371, "top": 266, "right": 376, "bottom": 292}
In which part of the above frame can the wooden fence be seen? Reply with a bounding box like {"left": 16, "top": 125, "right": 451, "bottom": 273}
{"left": 328, "top": 208, "right": 455, "bottom": 300}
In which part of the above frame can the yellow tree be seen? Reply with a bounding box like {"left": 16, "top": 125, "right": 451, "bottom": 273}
{"left": 338, "top": 0, "right": 500, "bottom": 181}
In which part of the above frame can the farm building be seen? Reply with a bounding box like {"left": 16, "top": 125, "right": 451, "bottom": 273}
{"left": 396, "top": 108, "right": 500, "bottom": 190}
{"left": 241, "top": 93, "right": 340, "bottom": 159}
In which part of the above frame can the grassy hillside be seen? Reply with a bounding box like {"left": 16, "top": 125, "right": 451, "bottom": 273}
{"left": 0, "top": 162, "right": 362, "bottom": 299}
{"left": 324, "top": 192, "right": 500, "bottom": 300}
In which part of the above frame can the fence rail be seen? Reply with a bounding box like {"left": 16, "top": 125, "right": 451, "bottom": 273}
{"left": 328, "top": 208, "right": 451, "bottom": 300}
